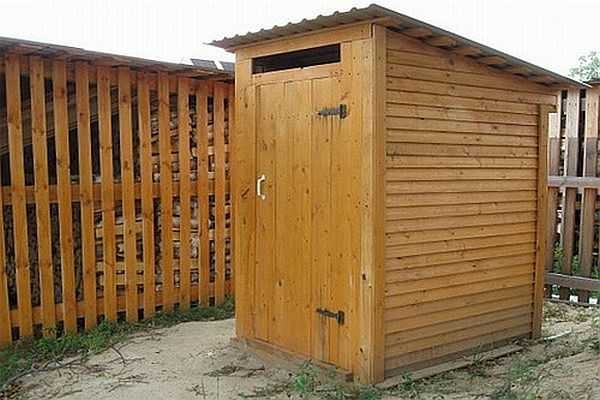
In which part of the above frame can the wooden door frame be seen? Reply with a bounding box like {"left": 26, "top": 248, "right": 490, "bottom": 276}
{"left": 356, "top": 23, "right": 386, "bottom": 384}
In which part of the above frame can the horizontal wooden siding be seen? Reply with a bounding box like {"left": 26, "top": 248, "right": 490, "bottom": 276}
{"left": 383, "top": 30, "right": 556, "bottom": 375}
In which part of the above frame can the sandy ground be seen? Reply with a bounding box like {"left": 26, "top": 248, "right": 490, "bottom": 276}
{"left": 11, "top": 302, "right": 600, "bottom": 399}
{"left": 18, "top": 319, "right": 293, "bottom": 400}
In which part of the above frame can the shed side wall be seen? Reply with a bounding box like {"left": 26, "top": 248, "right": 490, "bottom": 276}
{"left": 383, "top": 29, "right": 556, "bottom": 376}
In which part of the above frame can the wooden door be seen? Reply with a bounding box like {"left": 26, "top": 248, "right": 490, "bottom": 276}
{"left": 253, "top": 74, "right": 352, "bottom": 366}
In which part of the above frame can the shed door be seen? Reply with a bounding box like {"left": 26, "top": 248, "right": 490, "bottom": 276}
{"left": 253, "top": 74, "right": 352, "bottom": 367}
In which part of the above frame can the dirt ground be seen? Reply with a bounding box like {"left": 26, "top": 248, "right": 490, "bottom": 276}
{"left": 12, "top": 302, "right": 600, "bottom": 399}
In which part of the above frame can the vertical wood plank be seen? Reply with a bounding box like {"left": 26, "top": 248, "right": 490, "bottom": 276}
{"left": 118, "top": 67, "right": 137, "bottom": 321}
{"left": 97, "top": 66, "right": 117, "bottom": 321}
{"left": 545, "top": 95, "right": 561, "bottom": 297}
{"left": 227, "top": 84, "right": 235, "bottom": 295}
{"left": 30, "top": 56, "right": 55, "bottom": 335}
{"left": 329, "top": 40, "right": 358, "bottom": 371}
{"left": 139, "top": 73, "right": 155, "bottom": 318}
{"left": 310, "top": 79, "right": 331, "bottom": 362}
{"left": 5, "top": 54, "right": 33, "bottom": 337}
{"left": 255, "top": 83, "right": 281, "bottom": 343}
{"left": 560, "top": 89, "right": 580, "bottom": 300}
{"left": 232, "top": 59, "right": 256, "bottom": 338}
{"left": 533, "top": 105, "right": 551, "bottom": 338}
{"left": 53, "top": 60, "right": 77, "bottom": 332}
{"left": 158, "top": 72, "right": 174, "bottom": 311}
{"left": 214, "top": 83, "right": 226, "bottom": 305}
{"left": 196, "top": 83, "right": 210, "bottom": 306}
{"left": 579, "top": 87, "right": 599, "bottom": 303}
{"left": 0, "top": 88, "right": 11, "bottom": 342}
{"left": 178, "top": 78, "right": 191, "bottom": 310}
{"left": 357, "top": 24, "right": 386, "bottom": 383}
{"left": 75, "top": 62, "right": 96, "bottom": 329}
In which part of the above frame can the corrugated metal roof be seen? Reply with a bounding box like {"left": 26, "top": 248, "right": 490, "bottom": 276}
{"left": 0, "top": 36, "right": 233, "bottom": 80}
{"left": 191, "top": 58, "right": 235, "bottom": 72}
{"left": 209, "top": 3, "right": 585, "bottom": 88}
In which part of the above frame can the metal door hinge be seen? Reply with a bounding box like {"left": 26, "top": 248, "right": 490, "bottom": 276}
{"left": 316, "top": 308, "right": 345, "bottom": 325}
{"left": 317, "top": 104, "right": 348, "bottom": 119}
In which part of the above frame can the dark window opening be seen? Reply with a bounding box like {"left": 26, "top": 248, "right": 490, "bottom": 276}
{"left": 252, "top": 44, "right": 340, "bottom": 74}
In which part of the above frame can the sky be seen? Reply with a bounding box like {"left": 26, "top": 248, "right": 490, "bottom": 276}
{"left": 0, "top": 0, "right": 598, "bottom": 77}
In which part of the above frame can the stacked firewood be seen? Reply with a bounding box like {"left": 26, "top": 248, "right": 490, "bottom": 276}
{"left": 93, "top": 96, "right": 231, "bottom": 292}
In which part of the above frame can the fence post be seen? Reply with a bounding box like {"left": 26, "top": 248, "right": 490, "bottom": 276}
{"left": 560, "top": 89, "right": 581, "bottom": 300}
{"left": 579, "top": 87, "right": 599, "bottom": 302}
{"left": 546, "top": 95, "right": 562, "bottom": 296}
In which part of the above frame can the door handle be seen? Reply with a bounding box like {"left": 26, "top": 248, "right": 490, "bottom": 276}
{"left": 256, "top": 174, "right": 266, "bottom": 200}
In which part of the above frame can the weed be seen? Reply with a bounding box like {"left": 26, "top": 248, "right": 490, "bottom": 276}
{"left": 0, "top": 297, "right": 234, "bottom": 394}
{"left": 239, "top": 382, "right": 290, "bottom": 398}
{"left": 543, "top": 302, "right": 569, "bottom": 321}
{"left": 286, "top": 363, "right": 382, "bottom": 400}
{"left": 489, "top": 358, "right": 544, "bottom": 400}
{"left": 552, "top": 244, "right": 564, "bottom": 274}
{"left": 586, "top": 310, "right": 600, "bottom": 353}
{"left": 390, "top": 372, "right": 421, "bottom": 399}
{"left": 574, "top": 309, "right": 590, "bottom": 323}
{"left": 291, "top": 362, "right": 319, "bottom": 396}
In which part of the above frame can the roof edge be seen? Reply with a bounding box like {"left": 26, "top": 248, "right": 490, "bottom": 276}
{"left": 209, "top": 3, "right": 586, "bottom": 88}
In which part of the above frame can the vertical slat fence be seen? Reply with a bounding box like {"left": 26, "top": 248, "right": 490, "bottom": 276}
{"left": 0, "top": 54, "right": 233, "bottom": 343}
{"left": 547, "top": 85, "right": 600, "bottom": 304}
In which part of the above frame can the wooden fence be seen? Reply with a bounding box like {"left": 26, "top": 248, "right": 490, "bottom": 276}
{"left": 0, "top": 52, "right": 233, "bottom": 345}
{"left": 547, "top": 86, "right": 600, "bottom": 305}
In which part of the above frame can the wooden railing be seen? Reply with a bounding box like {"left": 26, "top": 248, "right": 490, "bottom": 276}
{"left": 0, "top": 54, "right": 233, "bottom": 345}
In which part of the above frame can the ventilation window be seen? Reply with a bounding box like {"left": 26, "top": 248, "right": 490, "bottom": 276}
{"left": 252, "top": 44, "right": 340, "bottom": 74}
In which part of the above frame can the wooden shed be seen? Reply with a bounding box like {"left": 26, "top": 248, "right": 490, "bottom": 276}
{"left": 210, "top": 4, "right": 583, "bottom": 383}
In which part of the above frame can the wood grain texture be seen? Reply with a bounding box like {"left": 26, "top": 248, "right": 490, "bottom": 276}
{"left": 118, "top": 67, "right": 137, "bottom": 321}
{"left": 560, "top": 89, "right": 580, "bottom": 300}
{"left": 214, "top": 83, "right": 226, "bottom": 305}
{"left": 76, "top": 62, "right": 97, "bottom": 329}
{"left": 138, "top": 73, "right": 155, "bottom": 318}
{"left": 5, "top": 54, "right": 33, "bottom": 337}
{"left": 53, "top": 60, "right": 77, "bottom": 332}
{"left": 357, "top": 23, "right": 386, "bottom": 383}
{"left": 578, "top": 87, "right": 599, "bottom": 302}
{"left": 232, "top": 58, "right": 256, "bottom": 339}
{"left": 382, "top": 29, "right": 554, "bottom": 375}
{"left": 196, "top": 83, "right": 210, "bottom": 306}
{"left": 158, "top": 72, "right": 174, "bottom": 312}
{"left": 532, "top": 105, "right": 550, "bottom": 338}
{"left": 0, "top": 103, "right": 10, "bottom": 343}
{"left": 177, "top": 77, "right": 192, "bottom": 309}
{"left": 228, "top": 84, "right": 235, "bottom": 293}
{"left": 97, "top": 66, "right": 117, "bottom": 321}
{"left": 545, "top": 106, "right": 561, "bottom": 288}
{"left": 30, "top": 56, "right": 55, "bottom": 335}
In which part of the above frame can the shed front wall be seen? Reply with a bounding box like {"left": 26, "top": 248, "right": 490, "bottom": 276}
{"left": 233, "top": 23, "right": 384, "bottom": 382}
{"left": 383, "top": 29, "right": 555, "bottom": 376}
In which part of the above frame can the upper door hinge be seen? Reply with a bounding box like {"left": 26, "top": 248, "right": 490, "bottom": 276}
{"left": 317, "top": 104, "right": 348, "bottom": 119}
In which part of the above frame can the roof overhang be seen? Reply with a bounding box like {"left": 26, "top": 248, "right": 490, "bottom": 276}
{"left": 209, "top": 3, "right": 586, "bottom": 88}
{"left": 0, "top": 36, "right": 233, "bottom": 80}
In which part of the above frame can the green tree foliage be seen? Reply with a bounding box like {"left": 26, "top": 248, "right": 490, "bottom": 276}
{"left": 570, "top": 51, "right": 600, "bottom": 82}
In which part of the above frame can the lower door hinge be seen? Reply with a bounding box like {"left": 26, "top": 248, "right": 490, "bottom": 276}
{"left": 316, "top": 308, "right": 345, "bottom": 325}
